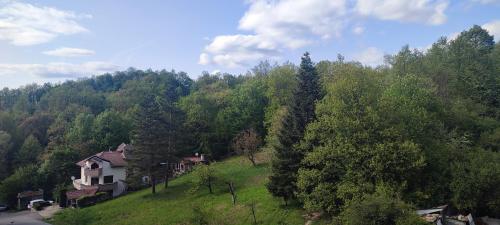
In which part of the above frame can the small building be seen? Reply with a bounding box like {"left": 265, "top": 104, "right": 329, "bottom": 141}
{"left": 17, "top": 189, "right": 44, "bottom": 210}
{"left": 173, "top": 154, "right": 206, "bottom": 175}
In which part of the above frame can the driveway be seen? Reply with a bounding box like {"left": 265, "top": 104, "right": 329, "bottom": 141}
{"left": 0, "top": 210, "right": 50, "bottom": 225}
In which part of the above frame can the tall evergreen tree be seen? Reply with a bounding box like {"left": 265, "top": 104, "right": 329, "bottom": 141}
{"left": 128, "top": 94, "right": 180, "bottom": 194}
{"left": 267, "top": 52, "right": 321, "bottom": 204}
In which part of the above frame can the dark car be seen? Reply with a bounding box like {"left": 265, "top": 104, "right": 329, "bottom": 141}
{"left": 0, "top": 204, "right": 8, "bottom": 212}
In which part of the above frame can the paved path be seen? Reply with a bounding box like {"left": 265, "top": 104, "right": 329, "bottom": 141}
{"left": 0, "top": 211, "right": 50, "bottom": 225}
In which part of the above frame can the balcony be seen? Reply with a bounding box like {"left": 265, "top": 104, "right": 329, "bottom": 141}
{"left": 84, "top": 168, "right": 102, "bottom": 177}
{"left": 73, "top": 178, "right": 116, "bottom": 192}
{"left": 73, "top": 179, "right": 84, "bottom": 190}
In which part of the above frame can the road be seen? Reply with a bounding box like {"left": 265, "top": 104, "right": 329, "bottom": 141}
{"left": 0, "top": 210, "right": 50, "bottom": 225}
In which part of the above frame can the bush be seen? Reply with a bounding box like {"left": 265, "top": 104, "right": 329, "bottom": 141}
{"left": 339, "top": 191, "right": 427, "bottom": 225}
{"left": 77, "top": 192, "right": 111, "bottom": 208}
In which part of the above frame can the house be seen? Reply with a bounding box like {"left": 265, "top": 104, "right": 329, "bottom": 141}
{"left": 71, "top": 143, "right": 129, "bottom": 199}
{"left": 173, "top": 153, "right": 207, "bottom": 175}
{"left": 68, "top": 143, "right": 207, "bottom": 203}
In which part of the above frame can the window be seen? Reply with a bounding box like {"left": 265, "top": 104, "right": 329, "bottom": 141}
{"left": 91, "top": 177, "right": 99, "bottom": 185}
{"left": 90, "top": 163, "right": 99, "bottom": 169}
{"left": 104, "top": 175, "right": 114, "bottom": 184}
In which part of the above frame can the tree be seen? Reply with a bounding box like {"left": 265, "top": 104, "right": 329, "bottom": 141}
{"left": 450, "top": 148, "right": 500, "bottom": 217}
{"left": 191, "top": 163, "right": 217, "bottom": 194}
{"left": 38, "top": 147, "right": 80, "bottom": 191}
{"left": 297, "top": 72, "right": 438, "bottom": 214}
{"left": 231, "top": 128, "right": 262, "bottom": 166}
{"left": 0, "top": 164, "right": 40, "bottom": 208}
{"left": 0, "top": 131, "right": 13, "bottom": 180}
{"left": 15, "top": 135, "right": 43, "bottom": 168}
{"left": 92, "top": 110, "right": 131, "bottom": 151}
{"left": 128, "top": 95, "right": 177, "bottom": 194}
{"left": 267, "top": 52, "right": 321, "bottom": 204}
{"left": 65, "top": 113, "right": 97, "bottom": 157}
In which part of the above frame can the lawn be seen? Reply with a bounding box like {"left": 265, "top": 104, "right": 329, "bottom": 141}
{"left": 49, "top": 154, "right": 321, "bottom": 225}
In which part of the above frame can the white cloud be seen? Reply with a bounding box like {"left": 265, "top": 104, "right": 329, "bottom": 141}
{"left": 355, "top": 0, "right": 448, "bottom": 25}
{"left": 43, "top": 47, "right": 95, "bottom": 57}
{"left": 470, "top": 0, "right": 500, "bottom": 4}
{"left": 483, "top": 20, "right": 500, "bottom": 41}
{"left": 200, "top": 0, "right": 347, "bottom": 68}
{"left": 0, "top": 1, "right": 89, "bottom": 46}
{"left": 353, "top": 25, "right": 364, "bottom": 35}
{"left": 201, "top": 34, "right": 281, "bottom": 68}
{"left": 0, "top": 61, "right": 120, "bottom": 78}
{"left": 353, "top": 47, "right": 385, "bottom": 67}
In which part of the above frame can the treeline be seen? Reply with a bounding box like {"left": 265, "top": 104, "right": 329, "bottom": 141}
{"left": 267, "top": 25, "right": 500, "bottom": 223}
{"left": 0, "top": 25, "right": 498, "bottom": 221}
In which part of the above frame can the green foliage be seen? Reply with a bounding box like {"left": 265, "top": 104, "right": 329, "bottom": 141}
{"left": 450, "top": 148, "right": 500, "bottom": 217}
{"left": 15, "top": 135, "right": 43, "bottom": 167}
{"left": 190, "top": 163, "right": 218, "bottom": 194}
{"left": 92, "top": 110, "right": 131, "bottom": 151}
{"left": 339, "top": 190, "right": 427, "bottom": 225}
{"left": 77, "top": 192, "right": 111, "bottom": 208}
{"left": 0, "top": 164, "right": 40, "bottom": 207}
{"left": 128, "top": 94, "right": 183, "bottom": 193}
{"left": 298, "top": 72, "right": 445, "bottom": 214}
{"left": 39, "top": 147, "right": 80, "bottom": 189}
{"left": 0, "top": 131, "right": 13, "bottom": 180}
{"left": 268, "top": 52, "right": 321, "bottom": 204}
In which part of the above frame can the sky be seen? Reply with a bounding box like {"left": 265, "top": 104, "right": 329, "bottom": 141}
{"left": 1, "top": 0, "right": 500, "bottom": 89}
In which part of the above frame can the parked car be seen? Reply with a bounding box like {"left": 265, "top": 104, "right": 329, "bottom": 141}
{"left": 27, "top": 199, "right": 52, "bottom": 211}
{"left": 0, "top": 204, "right": 8, "bottom": 212}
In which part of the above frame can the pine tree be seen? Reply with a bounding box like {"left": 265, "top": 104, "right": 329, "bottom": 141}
{"left": 128, "top": 94, "right": 180, "bottom": 194}
{"left": 267, "top": 52, "right": 321, "bottom": 204}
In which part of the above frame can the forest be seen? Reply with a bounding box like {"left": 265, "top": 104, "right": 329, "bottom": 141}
{"left": 0, "top": 25, "right": 499, "bottom": 222}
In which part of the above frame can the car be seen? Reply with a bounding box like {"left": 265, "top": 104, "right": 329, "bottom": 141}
{"left": 0, "top": 204, "right": 8, "bottom": 212}
{"left": 27, "top": 199, "right": 51, "bottom": 210}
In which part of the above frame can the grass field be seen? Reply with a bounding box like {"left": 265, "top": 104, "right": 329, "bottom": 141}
{"left": 49, "top": 154, "right": 322, "bottom": 225}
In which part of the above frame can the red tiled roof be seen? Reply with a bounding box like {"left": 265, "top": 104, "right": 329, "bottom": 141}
{"left": 182, "top": 157, "right": 203, "bottom": 163}
{"left": 96, "top": 151, "right": 127, "bottom": 167}
{"left": 76, "top": 151, "right": 127, "bottom": 167}
{"left": 66, "top": 188, "right": 97, "bottom": 200}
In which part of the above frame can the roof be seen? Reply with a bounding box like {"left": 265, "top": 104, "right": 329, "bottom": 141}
{"left": 76, "top": 150, "right": 127, "bottom": 167}
{"left": 17, "top": 190, "right": 43, "bottom": 198}
{"left": 116, "top": 143, "right": 132, "bottom": 153}
{"left": 96, "top": 151, "right": 127, "bottom": 167}
{"left": 66, "top": 188, "right": 98, "bottom": 200}
{"left": 182, "top": 156, "right": 204, "bottom": 163}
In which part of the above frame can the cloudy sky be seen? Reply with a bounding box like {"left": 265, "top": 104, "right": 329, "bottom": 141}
{"left": 1, "top": 0, "right": 500, "bottom": 88}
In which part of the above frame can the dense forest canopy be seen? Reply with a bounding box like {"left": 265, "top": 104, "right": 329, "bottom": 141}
{"left": 0, "top": 25, "right": 499, "bottom": 219}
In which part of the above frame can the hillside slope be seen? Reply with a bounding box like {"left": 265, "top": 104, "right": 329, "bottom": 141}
{"left": 49, "top": 155, "right": 318, "bottom": 225}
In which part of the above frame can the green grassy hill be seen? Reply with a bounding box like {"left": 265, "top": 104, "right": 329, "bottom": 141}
{"left": 50, "top": 155, "right": 320, "bottom": 225}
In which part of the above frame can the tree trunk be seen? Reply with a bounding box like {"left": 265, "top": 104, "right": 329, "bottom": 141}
{"left": 227, "top": 181, "right": 236, "bottom": 205}
{"left": 250, "top": 202, "right": 257, "bottom": 225}
{"left": 151, "top": 175, "right": 156, "bottom": 194}
{"left": 165, "top": 170, "right": 170, "bottom": 190}
{"left": 208, "top": 176, "right": 213, "bottom": 194}
{"left": 249, "top": 154, "right": 256, "bottom": 166}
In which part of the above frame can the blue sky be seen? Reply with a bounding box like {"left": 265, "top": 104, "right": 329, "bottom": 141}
{"left": 1, "top": 0, "right": 499, "bottom": 88}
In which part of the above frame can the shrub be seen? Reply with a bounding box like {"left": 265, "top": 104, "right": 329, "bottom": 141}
{"left": 339, "top": 191, "right": 427, "bottom": 225}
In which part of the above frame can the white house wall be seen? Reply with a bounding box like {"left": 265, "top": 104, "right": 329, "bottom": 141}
{"left": 100, "top": 161, "right": 126, "bottom": 183}
{"left": 80, "top": 159, "right": 127, "bottom": 185}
